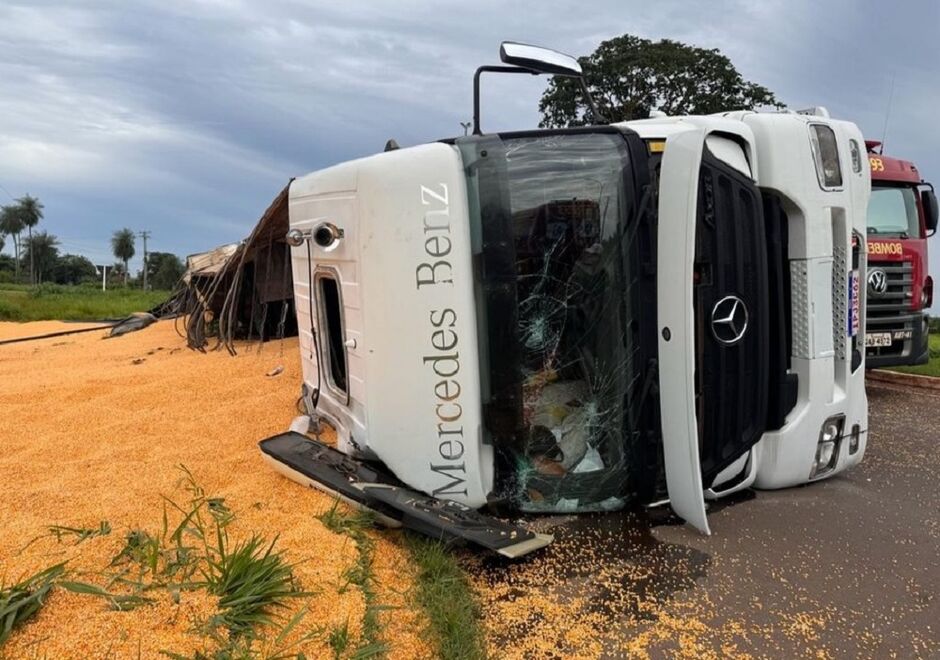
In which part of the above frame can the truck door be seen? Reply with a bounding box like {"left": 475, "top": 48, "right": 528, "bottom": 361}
{"left": 655, "top": 127, "right": 769, "bottom": 533}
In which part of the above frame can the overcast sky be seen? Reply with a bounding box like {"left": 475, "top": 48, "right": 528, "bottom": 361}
{"left": 1, "top": 0, "right": 938, "bottom": 300}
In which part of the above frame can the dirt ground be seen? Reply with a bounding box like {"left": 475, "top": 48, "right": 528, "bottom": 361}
{"left": 0, "top": 320, "right": 432, "bottom": 658}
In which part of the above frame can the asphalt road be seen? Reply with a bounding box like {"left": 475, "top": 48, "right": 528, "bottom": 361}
{"left": 475, "top": 382, "right": 940, "bottom": 658}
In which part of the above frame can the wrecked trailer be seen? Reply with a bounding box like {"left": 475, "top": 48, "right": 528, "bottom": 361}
{"left": 176, "top": 185, "right": 298, "bottom": 353}
{"left": 259, "top": 42, "right": 869, "bottom": 556}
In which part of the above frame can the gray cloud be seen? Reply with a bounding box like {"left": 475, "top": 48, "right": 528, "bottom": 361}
{"left": 1, "top": 0, "right": 938, "bottom": 301}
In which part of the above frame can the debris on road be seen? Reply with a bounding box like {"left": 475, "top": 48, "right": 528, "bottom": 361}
{"left": 107, "top": 312, "right": 157, "bottom": 338}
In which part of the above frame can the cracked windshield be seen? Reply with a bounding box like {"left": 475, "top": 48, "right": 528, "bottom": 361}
{"left": 469, "top": 132, "right": 650, "bottom": 513}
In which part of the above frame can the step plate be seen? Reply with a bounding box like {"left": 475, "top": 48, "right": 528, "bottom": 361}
{"left": 360, "top": 483, "right": 553, "bottom": 558}
{"left": 259, "top": 431, "right": 552, "bottom": 557}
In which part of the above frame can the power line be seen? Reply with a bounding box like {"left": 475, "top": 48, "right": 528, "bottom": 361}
{"left": 0, "top": 182, "right": 16, "bottom": 201}
{"left": 879, "top": 73, "right": 896, "bottom": 155}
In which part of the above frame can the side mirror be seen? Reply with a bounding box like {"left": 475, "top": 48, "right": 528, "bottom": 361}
{"left": 499, "top": 41, "right": 582, "bottom": 77}
{"left": 472, "top": 41, "right": 605, "bottom": 135}
{"left": 922, "top": 188, "right": 938, "bottom": 236}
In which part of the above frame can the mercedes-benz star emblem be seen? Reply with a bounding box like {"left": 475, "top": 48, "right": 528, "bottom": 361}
{"left": 868, "top": 268, "right": 888, "bottom": 295}
{"left": 711, "top": 295, "right": 749, "bottom": 346}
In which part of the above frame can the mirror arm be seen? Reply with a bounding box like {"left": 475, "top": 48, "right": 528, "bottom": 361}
{"left": 473, "top": 65, "right": 539, "bottom": 135}
{"left": 472, "top": 65, "right": 608, "bottom": 135}
{"left": 578, "top": 77, "right": 606, "bottom": 125}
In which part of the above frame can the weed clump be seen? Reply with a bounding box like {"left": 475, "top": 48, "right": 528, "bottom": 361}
{"left": 4, "top": 466, "right": 321, "bottom": 656}
{"left": 0, "top": 563, "right": 66, "bottom": 645}
{"left": 106, "top": 466, "right": 312, "bottom": 645}
{"left": 204, "top": 533, "right": 300, "bottom": 636}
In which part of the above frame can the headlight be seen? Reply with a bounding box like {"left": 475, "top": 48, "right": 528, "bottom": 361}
{"left": 811, "top": 414, "right": 845, "bottom": 478}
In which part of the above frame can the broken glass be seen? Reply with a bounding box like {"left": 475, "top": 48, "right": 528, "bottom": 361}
{"left": 459, "top": 130, "right": 659, "bottom": 512}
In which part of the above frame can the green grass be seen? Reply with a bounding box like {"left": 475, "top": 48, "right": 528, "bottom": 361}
{"left": 405, "top": 536, "right": 486, "bottom": 660}
{"left": 20, "top": 521, "right": 112, "bottom": 553}
{"left": 47, "top": 521, "right": 112, "bottom": 544}
{"left": 203, "top": 533, "right": 304, "bottom": 636}
{"left": 316, "top": 501, "right": 388, "bottom": 659}
{"left": 3, "top": 468, "right": 324, "bottom": 656}
{"left": 328, "top": 619, "right": 351, "bottom": 659}
{"left": 0, "top": 282, "right": 169, "bottom": 321}
{"left": 0, "top": 563, "right": 67, "bottom": 645}
{"left": 887, "top": 333, "right": 940, "bottom": 378}
{"left": 58, "top": 580, "right": 156, "bottom": 612}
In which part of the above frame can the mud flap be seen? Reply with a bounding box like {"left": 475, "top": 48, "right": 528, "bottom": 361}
{"left": 259, "top": 431, "right": 552, "bottom": 557}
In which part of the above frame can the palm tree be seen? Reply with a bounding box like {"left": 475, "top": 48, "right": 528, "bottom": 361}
{"left": 111, "top": 228, "right": 135, "bottom": 285}
{"left": 0, "top": 205, "right": 24, "bottom": 282}
{"left": 16, "top": 195, "right": 43, "bottom": 285}
{"left": 22, "top": 231, "right": 59, "bottom": 284}
{"left": 0, "top": 232, "right": 5, "bottom": 255}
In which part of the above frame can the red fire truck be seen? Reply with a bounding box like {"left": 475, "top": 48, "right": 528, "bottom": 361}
{"left": 865, "top": 140, "right": 938, "bottom": 367}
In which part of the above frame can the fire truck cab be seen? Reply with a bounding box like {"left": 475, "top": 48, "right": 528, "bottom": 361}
{"left": 864, "top": 142, "right": 937, "bottom": 367}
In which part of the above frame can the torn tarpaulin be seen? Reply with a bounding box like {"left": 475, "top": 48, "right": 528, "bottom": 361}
{"left": 108, "top": 312, "right": 157, "bottom": 338}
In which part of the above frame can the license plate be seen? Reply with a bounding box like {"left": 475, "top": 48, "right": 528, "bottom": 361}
{"left": 892, "top": 330, "right": 913, "bottom": 341}
{"left": 848, "top": 270, "right": 860, "bottom": 337}
{"left": 865, "top": 332, "right": 892, "bottom": 347}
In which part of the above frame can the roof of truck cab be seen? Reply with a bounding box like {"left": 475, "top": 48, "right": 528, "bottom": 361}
{"left": 865, "top": 141, "right": 922, "bottom": 184}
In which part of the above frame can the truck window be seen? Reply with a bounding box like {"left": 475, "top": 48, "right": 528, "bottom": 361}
{"left": 867, "top": 185, "right": 920, "bottom": 237}
{"left": 317, "top": 274, "right": 348, "bottom": 397}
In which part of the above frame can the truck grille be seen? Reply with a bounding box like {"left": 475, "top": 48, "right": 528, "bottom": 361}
{"left": 866, "top": 260, "right": 914, "bottom": 358}
{"left": 692, "top": 148, "right": 769, "bottom": 485}
{"left": 867, "top": 260, "right": 913, "bottom": 317}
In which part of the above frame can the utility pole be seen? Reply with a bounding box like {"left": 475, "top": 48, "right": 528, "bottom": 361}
{"left": 96, "top": 265, "right": 109, "bottom": 292}
{"left": 138, "top": 230, "right": 151, "bottom": 290}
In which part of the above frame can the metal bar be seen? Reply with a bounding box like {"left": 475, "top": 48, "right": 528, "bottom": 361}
{"left": 0, "top": 323, "right": 116, "bottom": 346}
{"left": 578, "top": 76, "right": 606, "bottom": 124}
{"left": 472, "top": 65, "right": 538, "bottom": 135}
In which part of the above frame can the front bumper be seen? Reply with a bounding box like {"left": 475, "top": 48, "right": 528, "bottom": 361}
{"left": 753, "top": 357, "right": 868, "bottom": 490}
{"left": 866, "top": 313, "right": 930, "bottom": 368}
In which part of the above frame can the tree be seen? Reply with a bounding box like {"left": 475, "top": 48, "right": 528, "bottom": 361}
{"left": 21, "top": 231, "right": 59, "bottom": 284}
{"left": 111, "top": 228, "right": 135, "bottom": 285}
{"left": 0, "top": 205, "right": 24, "bottom": 282}
{"left": 53, "top": 253, "right": 98, "bottom": 285}
{"left": 539, "top": 35, "right": 783, "bottom": 127}
{"left": 146, "top": 252, "right": 185, "bottom": 290}
{"left": 0, "top": 254, "right": 14, "bottom": 282}
{"left": 16, "top": 195, "right": 43, "bottom": 284}
{"left": 108, "top": 261, "right": 127, "bottom": 287}
{"left": 0, "top": 232, "right": 4, "bottom": 254}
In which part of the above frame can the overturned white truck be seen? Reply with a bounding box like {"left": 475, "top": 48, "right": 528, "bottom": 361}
{"left": 260, "top": 43, "right": 869, "bottom": 556}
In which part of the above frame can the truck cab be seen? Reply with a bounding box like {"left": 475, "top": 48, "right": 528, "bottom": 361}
{"left": 864, "top": 142, "right": 938, "bottom": 367}
{"left": 270, "top": 44, "right": 870, "bottom": 540}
